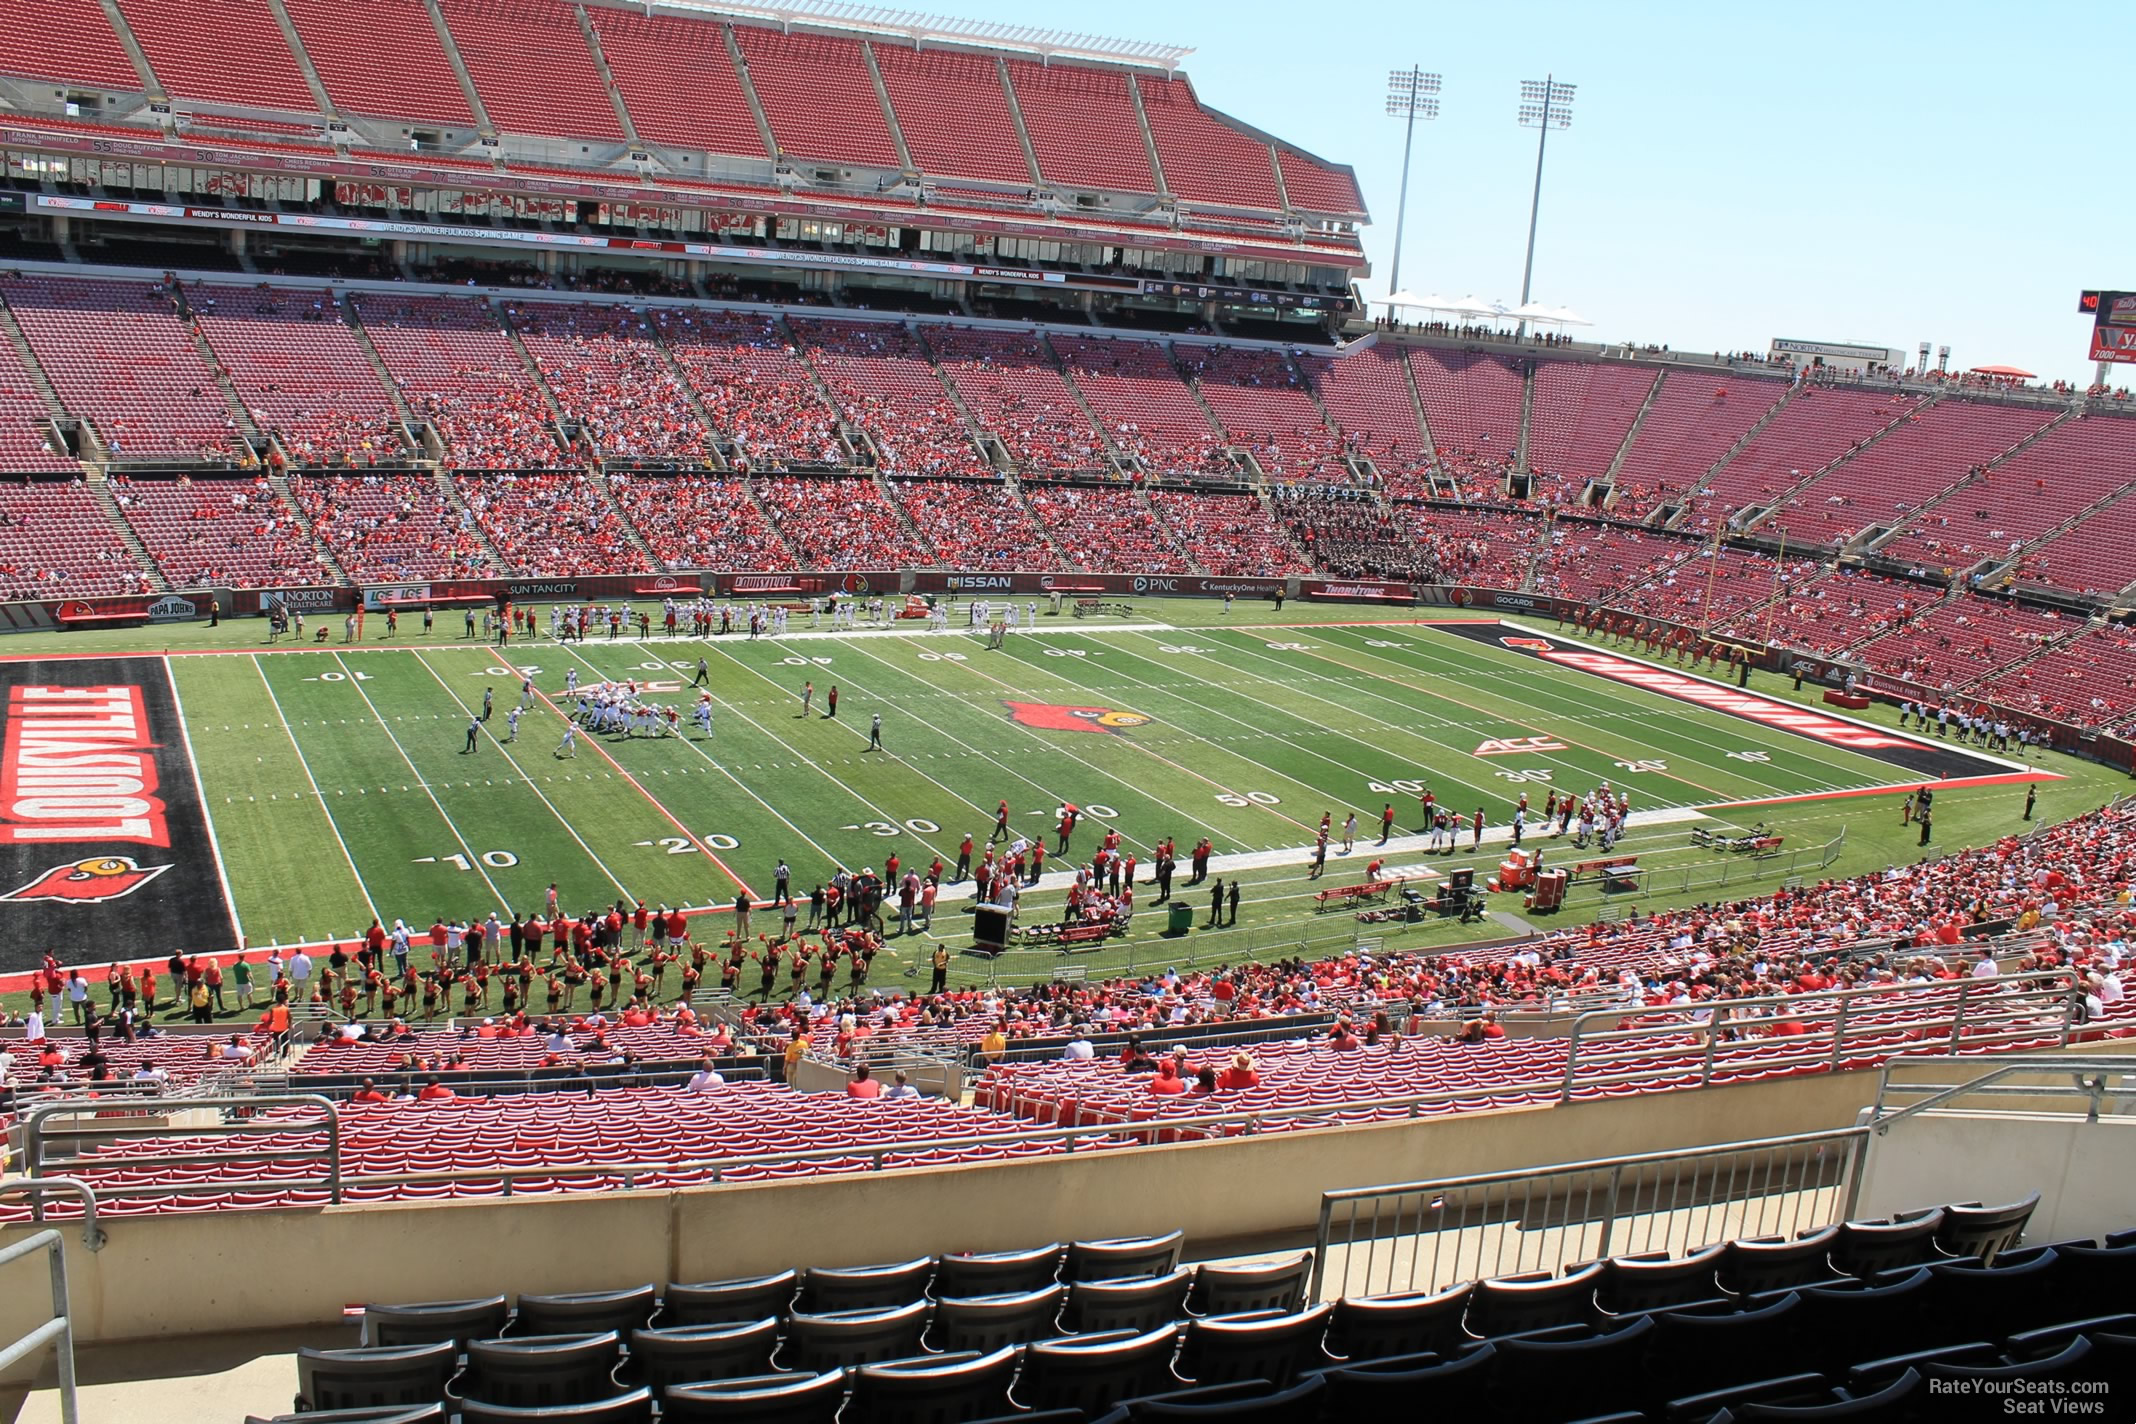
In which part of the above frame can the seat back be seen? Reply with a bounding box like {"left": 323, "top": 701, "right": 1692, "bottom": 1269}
{"left": 660, "top": 1273, "right": 799, "bottom": 1328}
{"left": 1789, "top": 1270, "right": 1935, "bottom": 1375}
{"left": 362, "top": 1296, "right": 511, "bottom": 1349}
{"left": 1597, "top": 1245, "right": 1728, "bottom": 1314}
{"left": 247, "top": 1408, "right": 448, "bottom": 1424}
{"left": 516, "top": 1286, "right": 658, "bottom": 1338}
{"left": 1325, "top": 1284, "right": 1474, "bottom": 1361}
{"left": 933, "top": 1245, "right": 1064, "bottom": 1298}
{"left": 2052, "top": 1241, "right": 2136, "bottom": 1319}
{"left": 848, "top": 1346, "right": 1022, "bottom": 1424}
{"left": 1125, "top": 1376, "right": 1327, "bottom": 1422}
{"left": 1064, "top": 1233, "right": 1185, "bottom": 1283}
{"left": 1731, "top": 1367, "right": 1921, "bottom": 1421}
{"left": 1064, "top": 1269, "right": 1195, "bottom": 1335}
{"left": 1187, "top": 1255, "right": 1312, "bottom": 1318}
{"left": 781, "top": 1301, "right": 933, "bottom": 1372}
{"left": 1176, "top": 1304, "right": 1333, "bottom": 1388}
{"left": 930, "top": 1286, "right": 1066, "bottom": 1354}
{"left": 457, "top": 1387, "right": 654, "bottom": 1424}
{"left": 625, "top": 1320, "right": 780, "bottom": 1393}
{"left": 1934, "top": 1194, "right": 2039, "bottom": 1263}
{"left": 297, "top": 1343, "right": 458, "bottom": 1413}
{"left": 1719, "top": 1228, "right": 1843, "bottom": 1296}
{"left": 459, "top": 1331, "right": 625, "bottom": 1409}
{"left": 1321, "top": 1340, "right": 1495, "bottom": 1413}
{"left": 1922, "top": 1248, "right": 2066, "bottom": 1341}
{"left": 1466, "top": 1263, "right": 1601, "bottom": 1337}
{"left": 1490, "top": 1314, "right": 1655, "bottom": 1417}
{"left": 800, "top": 1258, "right": 935, "bottom": 1314}
{"left": 661, "top": 1372, "right": 845, "bottom": 1424}
{"left": 1018, "top": 1325, "right": 1183, "bottom": 1414}
{"left": 1646, "top": 1293, "right": 1802, "bottom": 1398}
{"left": 1831, "top": 1211, "right": 1946, "bottom": 1279}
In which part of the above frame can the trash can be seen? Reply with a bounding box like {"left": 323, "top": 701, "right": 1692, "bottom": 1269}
{"left": 1167, "top": 902, "right": 1196, "bottom": 935}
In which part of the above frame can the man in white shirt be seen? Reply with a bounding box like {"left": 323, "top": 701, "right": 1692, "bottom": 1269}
{"left": 1061, "top": 1030, "right": 1095, "bottom": 1061}
{"left": 884, "top": 1070, "right": 920, "bottom": 1100}
{"left": 288, "top": 950, "right": 314, "bottom": 998}
{"left": 24, "top": 1009, "right": 45, "bottom": 1044}
{"left": 1970, "top": 950, "right": 2000, "bottom": 980}
{"left": 685, "top": 1058, "right": 726, "bottom": 1092}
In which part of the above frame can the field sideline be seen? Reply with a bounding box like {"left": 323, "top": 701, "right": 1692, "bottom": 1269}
{"left": 0, "top": 598, "right": 2114, "bottom": 998}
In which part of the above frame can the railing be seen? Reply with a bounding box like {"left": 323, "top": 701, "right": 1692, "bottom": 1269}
{"left": 19, "top": 1094, "right": 343, "bottom": 1206}
{"left": 1311, "top": 1128, "right": 1870, "bottom": 1301}
{"left": 0, "top": 1228, "right": 80, "bottom": 1424}
{"left": 1870, "top": 1054, "right": 2136, "bottom": 1126}
{"left": 1556, "top": 969, "right": 2083, "bottom": 1102}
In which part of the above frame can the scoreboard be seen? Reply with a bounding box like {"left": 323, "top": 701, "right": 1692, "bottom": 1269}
{"left": 2079, "top": 290, "right": 2136, "bottom": 364}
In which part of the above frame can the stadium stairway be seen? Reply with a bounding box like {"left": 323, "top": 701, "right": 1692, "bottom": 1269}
{"left": 85, "top": 468, "right": 172, "bottom": 592}
{"left": 1173, "top": 347, "right": 1245, "bottom": 480}
{"left": 779, "top": 317, "right": 872, "bottom": 468}
{"left": 1856, "top": 407, "right": 2079, "bottom": 558}
{"left": 432, "top": 470, "right": 507, "bottom": 573}
{"left": 495, "top": 311, "right": 578, "bottom": 460}
{"left": 339, "top": 293, "right": 429, "bottom": 453}
{"left": 0, "top": 296, "right": 75, "bottom": 451}
{"left": 1655, "top": 381, "right": 1800, "bottom": 529}
{"left": 1513, "top": 361, "right": 1536, "bottom": 481}
{"left": 1597, "top": 368, "right": 1667, "bottom": 507}
{"left": 263, "top": 466, "right": 353, "bottom": 585}
{"left": 1395, "top": 346, "right": 1441, "bottom": 464}
{"left": 908, "top": 325, "right": 1008, "bottom": 473}
{"left": 170, "top": 283, "right": 269, "bottom": 457}
{"left": 1734, "top": 393, "right": 1942, "bottom": 538}
{"left": 419, "top": 0, "right": 498, "bottom": 134}
{"left": 1003, "top": 476, "right": 1073, "bottom": 565}
{"left": 641, "top": 334, "right": 734, "bottom": 473}
{"left": 1039, "top": 333, "right": 1133, "bottom": 475}
{"left": 1129, "top": 481, "right": 1205, "bottom": 573}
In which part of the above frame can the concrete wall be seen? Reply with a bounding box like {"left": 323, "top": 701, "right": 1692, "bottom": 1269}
{"left": 0, "top": 1064, "right": 1878, "bottom": 1376}
{"left": 1854, "top": 1111, "right": 2136, "bottom": 1241}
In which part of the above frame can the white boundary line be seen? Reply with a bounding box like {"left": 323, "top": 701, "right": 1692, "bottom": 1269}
{"left": 328, "top": 650, "right": 512, "bottom": 911}
{"left": 162, "top": 656, "right": 246, "bottom": 949}
{"left": 405, "top": 649, "right": 634, "bottom": 902}
{"left": 1497, "top": 617, "right": 2037, "bottom": 776}
{"left": 249, "top": 653, "right": 380, "bottom": 923}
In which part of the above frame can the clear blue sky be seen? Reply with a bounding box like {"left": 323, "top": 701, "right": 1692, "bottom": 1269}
{"left": 891, "top": 0, "right": 2121, "bottom": 386}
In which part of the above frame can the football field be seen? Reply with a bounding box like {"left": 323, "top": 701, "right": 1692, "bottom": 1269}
{"left": 39, "top": 603, "right": 2042, "bottom": 977}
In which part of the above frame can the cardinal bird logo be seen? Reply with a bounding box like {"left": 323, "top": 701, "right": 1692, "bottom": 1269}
{"left": 1501, "top": 637, "right": 1555, "bottom": 652}
{"left": 1003, "top": 701, "right": 1153, "bottom": 734}
{"left": 0, "top": 856, "right": 171, "bottom": 905}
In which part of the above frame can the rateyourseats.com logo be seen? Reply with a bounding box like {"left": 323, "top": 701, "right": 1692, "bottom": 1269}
{"left": 1925, "top": 1375, "right": 2110, "bottom": 1413}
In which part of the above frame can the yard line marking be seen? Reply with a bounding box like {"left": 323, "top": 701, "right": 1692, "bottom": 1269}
{"left": 831, "top": 637, "right": 1213, "bottom": 853}
{"left": 163, "top": 657, "right": 245, "bottom": 949}
{"left": 406, "top": 651, "right": 633, "bottom": 901}
{"left": 250, "top": 654, "right": 378, "bottom": 922}
{"left": 546, "top": 641, "right": 847, "bottom": 879}
{"left": 693, "top": 640, "right": 962, "bottom": 863}
{"left": 328, "top": 651, "right": 511, "bottom": 911}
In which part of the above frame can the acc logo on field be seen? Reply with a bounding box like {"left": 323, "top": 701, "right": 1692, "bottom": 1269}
{"left": 0, "top": 856, "right": 170, "bottom": 905}
{"left": 1004, "top": 701, "right": 1152, "bottom": 734}
{"left": 1476, "top": 735, "right": 1569, "bottom": 756}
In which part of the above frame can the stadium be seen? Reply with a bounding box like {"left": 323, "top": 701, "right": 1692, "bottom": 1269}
{"left": 0, "top": 0, "right": 2131, "bottom": 1418}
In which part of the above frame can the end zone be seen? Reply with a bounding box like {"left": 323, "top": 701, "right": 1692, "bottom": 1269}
{"left": 0, "top": 655, "right": 239, "bottom": 972}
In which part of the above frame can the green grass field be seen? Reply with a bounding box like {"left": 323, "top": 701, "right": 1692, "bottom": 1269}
{"left": 2, "top": 597, "right": 2123, "bottom": 1008}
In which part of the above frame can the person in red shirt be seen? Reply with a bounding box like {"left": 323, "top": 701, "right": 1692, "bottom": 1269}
{"left": 350, "top": 1078, "right": 389, "bottom": 1104}
{"left": 417, "top": 1077, "right": 454, "bottom": 1101}
{"left": 1146, "top": 1061, "right": 1187, "bottom": 1095}
{"left": 665, "top": 907, "right": 688, "bottom": 949}
{"left": 1215, "top": 1051, "right": 1260, "bottom": 1090}
{"left": 633, "top": 902, "right": 650, "bottom": 947}
{"left": 845, "top": 1063, "right": 883, "bottom": 1099}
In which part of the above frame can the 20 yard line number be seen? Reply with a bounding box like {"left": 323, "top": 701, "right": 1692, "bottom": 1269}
{"left": 637, "top": 835, "right": 740, "bottom": 854}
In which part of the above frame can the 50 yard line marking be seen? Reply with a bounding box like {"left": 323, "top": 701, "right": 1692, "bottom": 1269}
{"left": 250, "top": 653, "right": 379, "bottom": 922}
{"left": 328, "top": 650, "right": 511, "bottom": 912}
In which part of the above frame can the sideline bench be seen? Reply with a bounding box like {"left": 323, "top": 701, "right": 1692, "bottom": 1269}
{"left": 1016, "top": 916, "right": 1129, "bottom": 947}
{"left": 1749, "top": 835, "right": 1784, "bottom": 857}
{"left": 1314, "top": 879, "right": 1396, "bottom": 912}
{"left": 1571, "top": 856, "right": 1641, "bottom": 893}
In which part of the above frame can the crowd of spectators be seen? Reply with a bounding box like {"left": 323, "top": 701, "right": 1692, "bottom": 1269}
{"left": 508, "top": 305, "right": 709, "bottom": 462}
{"left": 657, "top": 310, "right": 845, "bottom": 471}
{"left": 456, "top": 473, "right": 653, "bottom": 576}
{"left": 752, "top": 475, "right": 931, "bottom": 568}
{"left": 924, "top": 327, "right": 1113, "bottom": 475}
{"left": 1024, "top": 484, "right": 1190, "bottom": 574}
{"left": 108, "top": 473, "right": 324, "bottom": 589}
{"left": 793, "top": 319, "right": 990, "bottom": 479}
{"left": 288, "top": 471, "right": 495, "bottom": 580}
{"left": 1145, "top": 490, "right": 1308, "bottom": 577}
{"left": 607, "top": 473, "right": 794, "bottom": 572}
{"left": 889, "top": 478, "right": 1051, "bottom": 571}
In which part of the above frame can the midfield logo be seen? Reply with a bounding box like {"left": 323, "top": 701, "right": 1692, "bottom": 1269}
{"left": 1004, "top": 701, "right": 1152, "bottom": 735}
{"left": 1475, "top": 735, "right": 1569, "bottom": 756}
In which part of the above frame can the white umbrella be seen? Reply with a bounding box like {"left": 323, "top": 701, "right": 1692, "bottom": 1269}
{"left": 1508, "top": 301, "right": 1558, "bottom": 322}
{"left": 1383, "top": 290, "right": 1449, "bottom": 311}
{"left": 1543, "top": 305, "right": 1592, "bottom": 327}
{"left": 1446, "top": 294, "right": 1499, "bottom": 319}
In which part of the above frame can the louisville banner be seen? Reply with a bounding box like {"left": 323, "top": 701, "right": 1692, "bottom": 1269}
{"left": 0, "top": 656, "right": 238, "bottom": 971}
{"left": 1003, "top": 701, "right": 1152, "bottom": 734}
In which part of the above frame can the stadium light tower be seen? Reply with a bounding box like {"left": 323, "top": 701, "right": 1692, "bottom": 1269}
{"left": 1515, "top": 76, "right": 1575, "bottom": 338}
{"left": 1383, "top": 67, "right": 1441, "bottom": 305}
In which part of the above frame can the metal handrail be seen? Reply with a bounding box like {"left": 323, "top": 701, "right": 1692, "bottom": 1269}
{"left": 20, "top": 1094, "right": 343, "bottom": 1205}
{"left": 0, "top": 1229, "right": 79, "bottom": 1424}
{"left": 0, "top": 1178, "right": 105, "bottom": 1252}
{"left": 1557, "top": 970, "right": 2082, "bottom": 1100}
{"left": 1870, "top": 1054, "right": 2136, "bottom": 1127}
